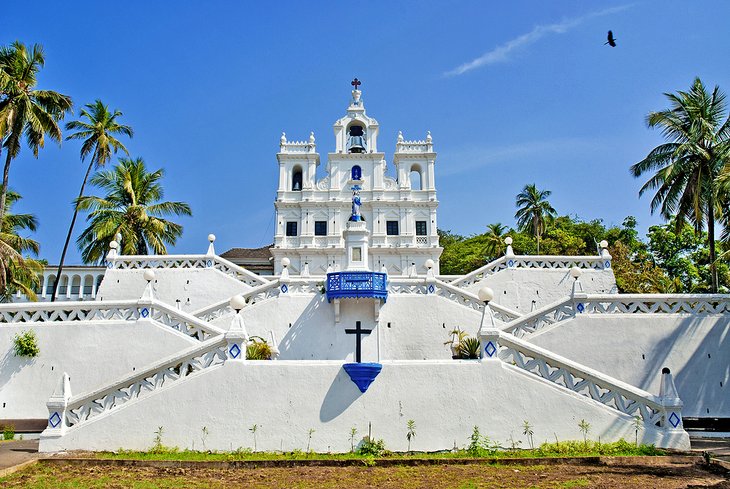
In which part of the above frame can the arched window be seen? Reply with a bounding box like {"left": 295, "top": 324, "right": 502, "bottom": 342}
{"left": 351, "top": 165, "right": 362, "bottom": 181}
{"left": 46, "top": 275, "right": 56, "bottom": 295}
{"left": 292, "top": 166, "right": 303, "bottom": 191}
{"left": 410, "top": 166, "right": 423, "bottom": 190}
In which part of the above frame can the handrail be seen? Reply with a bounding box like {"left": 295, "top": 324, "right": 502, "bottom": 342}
{"left": 64, "top": 336, "right": 227, "bottom": 428}
{"left": 387, "top": 278, "right": 521, "bottom": 323}
{"left": 449, "top": 254, "right": 610, "bottom": 288}
{"left": 501, "top": 293, "right": 730, "bottom": 339}
{"left": 496, "top": 331, "right": 665, "bottom": 425}
{"left": 109, "top": 254, "right": 269, "bottom": 287}
{"left": 0, "top": 298, "right": 225, "bottom": 341}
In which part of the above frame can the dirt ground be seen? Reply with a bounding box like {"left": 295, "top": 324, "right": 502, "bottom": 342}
{"left": 2, "top": 459, "right": 729, "bottom": 489}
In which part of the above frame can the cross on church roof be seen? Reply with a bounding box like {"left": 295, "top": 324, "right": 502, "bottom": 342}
{"left": 351, "top": 78, "right": 361, "bottom": 90}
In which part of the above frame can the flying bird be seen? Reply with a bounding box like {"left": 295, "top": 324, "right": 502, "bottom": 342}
{"left": 605, "top": 30, "right": 617, "bottom": 47}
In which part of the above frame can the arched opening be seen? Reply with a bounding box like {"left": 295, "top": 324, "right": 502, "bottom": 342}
{"left": 59, "top": 275, "right": 69, "bottom": 296}
{"left": 347, "top": 124, "right": 366, "bottom": 153}
{"left": 71, "top": 275, "right": 81, "bottom": 296}
{"left": 292, "top": 166, "right": 303, "bottom": 191}
{"left": 46, "top": 275, "right": 56, "bottom": 296}
{"left": 410, "top": 165, "right": 423, "bottom": 190}
{"left": 351, "top": 165, "right": 362, "bottom": 181}
{"left": 83, "top": 275, "right": 94, "bottom": 297}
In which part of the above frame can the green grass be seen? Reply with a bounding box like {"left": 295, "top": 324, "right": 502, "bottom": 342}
{"left": 93, "top": 439, "right": 665, "bottom": 462}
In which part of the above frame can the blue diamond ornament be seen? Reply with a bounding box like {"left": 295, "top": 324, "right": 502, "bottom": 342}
{"left": 669, "top": 412, "right": 680, "bottom": 428}
{"left": 49, "top": 411, "right": 61, "bottom": 428}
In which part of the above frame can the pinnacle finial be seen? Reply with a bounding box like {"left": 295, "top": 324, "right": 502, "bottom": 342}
{"left": 351, "top": 78, "right": 361, "bottom": 90}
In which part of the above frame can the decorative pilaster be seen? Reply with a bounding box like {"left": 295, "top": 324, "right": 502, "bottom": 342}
{"left": 600, "top": 240, "right": 613, "bottom": 270}
{"left": 659, "top": 367, "right": 684, "bottom": 432}
{"left": 226, "top": 295, "right": 249, "bottom": 361}
{"left": 206, "top": 234, "right": 216, "bottom": 256}
{"left": 45, "top": 372, "right": 72, "bottom": 437}
{"left": 505, "top": 237, "right": 516, "bottom": 268}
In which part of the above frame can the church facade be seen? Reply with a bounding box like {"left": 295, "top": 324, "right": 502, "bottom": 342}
{"left": 271, "top": 85, "right": 442, "bottom": 276}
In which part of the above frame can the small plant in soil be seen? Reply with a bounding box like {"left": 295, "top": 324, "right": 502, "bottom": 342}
{"left": 522, "top": 420, "right": 534, "bottom": 450}
{"left": 406, "top": 419, "right": 416, "bottom": 452}
{"left": 349, "top": 426, "right": 358, "bottom": 453}
{"left": 578, "top": 419, "right": 591, "bottom": 449}
{"left": 249, "top": 424, "right": 259, "bottom": 451}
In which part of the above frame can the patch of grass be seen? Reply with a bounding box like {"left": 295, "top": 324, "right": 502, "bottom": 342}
{"left": 561, "top": 478, "right": 591, "bottom": 488}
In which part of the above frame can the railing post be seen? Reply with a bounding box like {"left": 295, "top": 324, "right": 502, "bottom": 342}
{"left": 659, "top": 367, "right": 684, "bottom": 433}
{"left": 504, "top": 237, "right": 516, "bottom": 268}
{"left": 226, "top": 295, "right": 249, "bottom": 361}
{"left": 138, "top": 270, "right": 156, "bottom": 321}
{"left": 206, "top": 234, "right": 216, "bottom": 256}
{"left": 45, "top": 372, "right": 71, "bottom": 438}
{"left": 477, "top": 287, "right": 500, "bottom": 361}
{"left": 280, "top": 257, "right": 291, "bottom": 294}
{"left": 600, "top": 240, "right": 612, "bottom": 270}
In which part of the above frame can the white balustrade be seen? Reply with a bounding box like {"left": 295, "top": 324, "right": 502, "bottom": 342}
{"left": 450, "top": 255, "right": 611, "bottom": 289}
{"left": 0, "top": 299, "right": 224, "bottom": 341}
{"left": 495, "top": 332, "right": 667, "bottom": 426}
{"left": 110, "top": 254, "right": 268, "bottom": 287}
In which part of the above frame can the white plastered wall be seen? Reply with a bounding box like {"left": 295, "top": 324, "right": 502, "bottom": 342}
{"left": 40, "top": 361, "right": 688, "bottom": 452}
{"left": 529, "top": 314, "right": 730, "bottom": 417}
{"left": 0, "top": 321, "right": 195, "bottom": 419}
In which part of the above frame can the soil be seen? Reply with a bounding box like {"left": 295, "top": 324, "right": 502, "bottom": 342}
{"left": 2, "top": 458, "right": 729, "bottom": 488}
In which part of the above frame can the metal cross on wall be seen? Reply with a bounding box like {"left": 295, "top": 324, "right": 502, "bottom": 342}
{"left": 345, "top": 320, "right": 372, "bottom": 363}
{"left": 351, "top": 78, "right": 361, "bottom": 89}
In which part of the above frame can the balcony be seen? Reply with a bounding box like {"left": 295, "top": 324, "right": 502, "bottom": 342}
{"left": 326, "top": 272, "right": 388, "bottom": 302}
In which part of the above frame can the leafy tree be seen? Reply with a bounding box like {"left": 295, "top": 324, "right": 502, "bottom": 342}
{"left": 630, "top": 78, "right": 730, "bottom": 292}
{"left": 76, "top": 157, "right": 192, "bottom": 263}
{"left": 484, "top": 223, "right": 507, "bottom": 257}
{"left": 514, "top": 184, "right": 557, "bottom": 254}
{"left": 0, "top": 190, "right": 42, "bottom": 301}
{"left": 51, "top": 100, "right": 133, "bottom": 301}
{"left": 0, "top": 41, "right": 73, "bottom": 225}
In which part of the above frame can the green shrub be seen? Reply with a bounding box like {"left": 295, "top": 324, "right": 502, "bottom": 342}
{"left": 467, "top": 426, "right": 499, "bottom": 457}
{"left": 3, "top": 425, "right": 15, "bottom": 440}
{"left": 357, "top": 438, "right": 387, "bottom": 457}
{"left": 460, "top": 338, "right": 481, "bottom": 359}
{"left": 13, "top": 330, "right": 40, "bottom": 357}
{"left": 246, "top": 337, "right": 272, "bottom": 360}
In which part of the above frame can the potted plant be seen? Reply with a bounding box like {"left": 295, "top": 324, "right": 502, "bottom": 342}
{"left": 246, "top": 336, "right": 273, "bottom": 360}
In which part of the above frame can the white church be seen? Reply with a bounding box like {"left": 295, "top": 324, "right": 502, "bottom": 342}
{"left": 0, "top": 83, "right": 728, "bottom": 453}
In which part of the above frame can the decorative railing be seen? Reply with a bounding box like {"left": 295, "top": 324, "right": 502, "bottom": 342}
{"left": 193, "top": 278, "right": 326, "bottom": 322}
{"left": 0, "top": 299, "right": 224, "bottom": 342}
{"left": 502, "top": 293, "right": 730, "bottom": 339}
{"left": 326, "top": 272, "right": 388, "bottom": 302}
{"left": 450, "top": 255, "right": 610, "bottom": 289}
{"left": 64, "top": 337, "right": 227, "bottom": 429}
{"left": 494, "top": 332, "right": 665, "bottom": 426}
{"left": 387, "top": 278, "right": 520, "bottom": 324}
{"left": 110, "top": 254, "right": 268, "bottom": 287}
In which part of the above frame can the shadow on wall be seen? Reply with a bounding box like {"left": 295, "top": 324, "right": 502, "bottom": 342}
{"left": 319, "top": 367, "right": 361, "bottom": 422}
{"left": 0, "top": 345, "right": 35, "bottom": 395}
{"left": 640, "top": 314, "right": 730, "bottom": 417}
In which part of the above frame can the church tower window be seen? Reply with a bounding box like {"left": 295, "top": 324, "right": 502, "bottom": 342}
{"left": 416, "top": 221, "right": 427, "bottom": 236}
{"left": 314, "top": 221, "right": 327, "bottom": 236}
{"left": 386, "top": 221, "right": 399, "bottom": 236}
{"left": 286, "top": 221, "right": 298, "bottom": 236}
{"left": 410, "top": 165, "right": 423, "bottom": 190}
{"left": 292, "top": 167, "right": 303, "bottom": 191}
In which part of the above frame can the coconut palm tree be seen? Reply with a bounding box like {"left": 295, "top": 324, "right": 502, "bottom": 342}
{"left": 0, "top": 190, "right": 42, "bottom": 301}
{"left": 76, "top": 157, "right": 192, "bottom": 263}
{"left": 51, "top": 100, "right": 133, "bottom": 301}
{"left": 0, "top": 41, "right": 73, "bottom": 225}
{"left": 484, "top": 222, "right": 507, "bottom": 259}
{"left": 515, "top": 184, "right": 557, "bottom": 254}
{"left": 630, "top": 78, "right": 730, "bottom": 292}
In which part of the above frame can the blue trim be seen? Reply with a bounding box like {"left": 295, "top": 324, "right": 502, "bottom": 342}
{"left": 49, "top": 411, "right": 61, "bottom": 428}
{"left": 484, "top": 341, "right": 497, "bottom": 358}
{"left": 669, "top": 412, "right": 680, "bottom": 428}
{"left": 229, "top": 343, "right": 241, "bottom": 359}
{"left": 343, "top": 362, "right": 382, "bottom": 393}
{"left": 326, "top": 272, "right": 388, "bottom": 302}
{"left": 140, "top": 307, "right": 149, "bottom": 318}
{"left": 281, "top": 284, "right": 288, "bottom": 294}
{"left": 576, "top": 303, "right": 585, "bottom": 313}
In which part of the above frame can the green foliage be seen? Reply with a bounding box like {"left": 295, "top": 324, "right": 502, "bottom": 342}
{"left": 357, "top": 437, "right": 387, "bottom": 457}
{"left": 249, "top": 424, "right": 258, "bottom": 451}
{"left": 522, "top": 420, "right": 534, "bottom": 450}
{"left": 0, "top": 191, "right": 42, "bottom": 301}
{"left": 467, "top": 426, "right": 498, "bottom": 457}
{"left": 3, "top": 425, "right": 15, "bottom": 440}
{"left": 515, "top": 184, "right": 557, "bottom": 254}
{"left": 459, "top": 337, "right": 481, "bottom": 359}
{"left": 12, "top": 330, "right": 39, "bottom": 357}
{"left": 349, "top": 426, "right": 358, "bottom": 453}
{"left": 246, "top": 337, "right": 272, "bottom": 360}
{"left": 578, "top": 420, "right": 591, "bottom": 447}
{"left": 535, "top": 439, "right": 663, "bottom": 457}
{"left": 406, "top": 420, "right": 416, "bottom": 452}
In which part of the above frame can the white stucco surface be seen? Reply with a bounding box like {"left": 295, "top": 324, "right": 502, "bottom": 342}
{"left": 40, "top": 360, "right": 688, "bottom": 453}
{"left": 467, "top": 269, "right": 616, "bottom": 312}
{"left": 529, "top": 314, "right": 730, "bottom": 417}
{"left": 0, "top": 321, "right": 195, "bottom": 419}
{"left": 97, "top": 268, "right": 251, "bottom": 311}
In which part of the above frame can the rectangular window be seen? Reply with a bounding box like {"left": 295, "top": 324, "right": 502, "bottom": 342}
{"left": 416, "top": 221, "right": 427, "bottom": 236}
{"left": 314, "top": 221, "right": 327, "bottom": 236}
{"left": 386, "top": 220, "right": 399, "bottom": 236}
{"left": 286, "top": 221, "right": 298, "bottom": 237}
{"left": 352, "top": 247, "right": 362, "bottom": 262}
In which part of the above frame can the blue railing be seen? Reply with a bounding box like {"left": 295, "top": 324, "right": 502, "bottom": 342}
{"left": 326, "top": 272, "right": 388, "bottom": 302}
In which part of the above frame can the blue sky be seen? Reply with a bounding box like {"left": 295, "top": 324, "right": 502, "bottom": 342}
{"left": 2, "top": 1, "right": 729, "bottom": 263}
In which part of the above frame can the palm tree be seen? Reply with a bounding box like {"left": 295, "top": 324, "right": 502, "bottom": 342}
{"left": 630, "top": 78, "right": 730, "bottom": 292}
{"left": 0, "top": 42, "right": 73, "bottom": 225}
{"left": 515, "top": 184, "right": 557, "bottom": 254}
{"left": 484, "top": 222, "right": 507, "bottom": 259}
{"left": 0, "top": 190, "right": 42, "bottom": 301}
{"left": 51, "top": 100, "right": 133, "bottom": 301}
{"left": 76, "top": 157, "right": 192, "bottom": 263}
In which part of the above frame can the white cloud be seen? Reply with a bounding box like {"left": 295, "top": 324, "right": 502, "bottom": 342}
{"left": 444, "top": 5, "right": 631, "bottom": 76}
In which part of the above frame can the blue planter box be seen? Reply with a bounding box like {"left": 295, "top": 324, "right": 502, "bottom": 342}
{"left": 326, "top": 272, "right": 388, "bottom": 302}
{"left": 343, "top": 363, "right": 383, "bottom": 393}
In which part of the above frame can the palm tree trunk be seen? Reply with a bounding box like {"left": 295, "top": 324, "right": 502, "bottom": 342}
{"left": 51, "top": 160, "right": 95, "bottom": 302}
{"left": 0, "top": 151, "right": 13, "bottom": 228}
{"left": 707, "top": 201, "right": 718, "bottom": 293}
